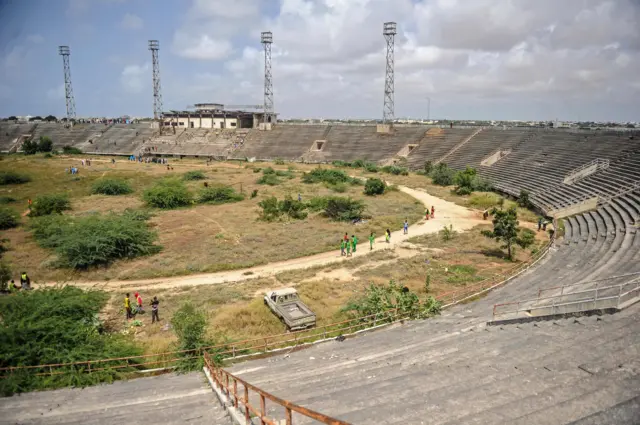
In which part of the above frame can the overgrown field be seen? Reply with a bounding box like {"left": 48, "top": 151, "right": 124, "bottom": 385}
{"left": 0, "top": 155, "right": 423, "bottom": 281}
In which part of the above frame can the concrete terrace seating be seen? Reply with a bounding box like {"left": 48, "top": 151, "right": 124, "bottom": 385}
{"left": 86, "top": 124, "right": 155, "bottom": 155}
{"left": 445, "top": 128, "right": 534, "bottom": 170}
{"left": 0, "top": 372, "right": 230, "bottom": 425}
{"left": 405, "top": 127, "right": 479, "bottom": 169}
{"left": 0, "top": 123, "right": 36, "bottom": 151}
{"left": 141, "top": 129, "right": 241, "bottom": 157}
{"left": 229, "top": 302, "right": 640, "bottom": 424}
{"left": 231, "top": 125, "right": 328, "bottom": 161}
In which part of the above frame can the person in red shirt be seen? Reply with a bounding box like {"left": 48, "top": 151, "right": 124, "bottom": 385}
{"left": 134, "top": 292, "right": 144, "bottom": 314}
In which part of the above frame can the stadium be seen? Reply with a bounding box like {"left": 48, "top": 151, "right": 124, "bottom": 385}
{"left": 1, "top": 13, "right": 640, "bottom": 425}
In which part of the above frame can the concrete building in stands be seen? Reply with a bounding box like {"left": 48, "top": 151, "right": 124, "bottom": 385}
{"left": 161, "top": 103, "right": 275, "bottom": 130}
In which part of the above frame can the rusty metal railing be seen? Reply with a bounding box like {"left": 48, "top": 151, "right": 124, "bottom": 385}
{"left": 204, "top": 352, "right": 350, "bottom": 425}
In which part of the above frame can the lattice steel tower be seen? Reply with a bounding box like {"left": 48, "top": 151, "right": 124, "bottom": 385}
{"left": 382, "top": 22, "right": 397, "bottom": 123}
{"left": 58, "top": 46, "right": 76, "bottom": 120}
{"left": 148, "top": 40, "right": 164, "bottom": 122}
{"left": 261, "top": 31, "right": 274, "bottom": 123}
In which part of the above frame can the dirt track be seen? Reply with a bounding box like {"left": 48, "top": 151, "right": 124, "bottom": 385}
{"left": 54, "top": 186, "right": 483, "bottom": 291}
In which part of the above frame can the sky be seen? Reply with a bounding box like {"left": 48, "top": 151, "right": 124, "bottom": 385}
{"left": 0, "top": 0, "right": 639, "bottom": 121}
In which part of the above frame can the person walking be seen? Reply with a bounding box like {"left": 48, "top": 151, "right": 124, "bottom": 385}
{"left": 124, "top": 293, "right": 132, "bottom": 320}
{"left": 20, "top": 272, "right": 31, "bottom": 290}
{"left": 346, "top": 239, "right": 352, "bottom": 257}
{"left": 351, "top": 234, "right": 358, "bottom": 253}
{"left": 369, "top": 232, "right": 375, "bottom": 251}
{"left": 431, "top": 206, "right": 435, "bottom": 219}
{"left": 403, "top": 219, "right": 409, "bottom": 235}
{"left": 340, "top": 239, "right": 346, "bottom": 256}
{"left": 385, "top": 229, "right": 391, "bottom": 243}
{"left": 150, "top": 297, "right": 160, "bottom": 323}
{"left": 134, "top": 292, "right": 144, "bottom": 314}
{"left": 425, "top": 208, "right": 430, "bottom": 220}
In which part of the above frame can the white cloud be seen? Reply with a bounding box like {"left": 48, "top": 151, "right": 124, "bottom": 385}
{"left": 26, "top": 34, "right": 44, "bottom": 44}
{"left": 47, "top": 84, "right": 65, "bottom": 100}
{"left": 121, "top": 13, "right": 143, "bottom": 30}
{"left": 172, "top": 32, "right": 233, "bottom": 60}
{"left": 120, "top": 63, "right": 150, "bottom": 94}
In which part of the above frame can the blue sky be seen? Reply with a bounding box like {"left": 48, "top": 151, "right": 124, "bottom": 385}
{"left": 1, "top": 0, "right": 639, "bottom": 121}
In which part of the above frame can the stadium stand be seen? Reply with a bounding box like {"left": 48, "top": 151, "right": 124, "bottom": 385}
{"left": 231, "top": 125, "right": 328, "bottom": 160}
{"left": 83, "top": 123, "right": 155, "bottom": 155}
{"left": 0, "top": 123, "right": 37, "bottom": 152}
{"left": 404, "top": 127, "right": 480, "bottom": 170}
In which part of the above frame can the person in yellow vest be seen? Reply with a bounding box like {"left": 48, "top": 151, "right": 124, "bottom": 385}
{"left": 20, "top": 272, "right": 31, "bottom": 290}
{"left": 124, "top": 293, "right": 132, "bottom": 320}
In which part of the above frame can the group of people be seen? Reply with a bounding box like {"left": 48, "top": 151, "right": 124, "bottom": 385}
{"left": 340, "top": 233, "right": 359, "bottom": 256}
{"left": 425, "top": 206, "right": 436, "bottom": 220}
{"left": 6, "top": 271, "right": 32, "bottom": 292}
{"left": 124, "top": 292, "right": 160, "bottom": 323}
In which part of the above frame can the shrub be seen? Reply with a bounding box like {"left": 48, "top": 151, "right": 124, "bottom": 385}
{"left": 198, "top": 185, "right": 244, "bottom": 204}
{"left": 29, "top": 193, "right": 71, "bottom": 216}
{"left": 143, "top": 179, "right": 193, "bottom": 209}
{"left": 29, "top": 212, "right": 160, "bottom": 269}
{"left": 331, "top": 160, "right": 351, "bottom": 167}
{"left": 350, "top": 177, "right": 364, "bottom": 186}
{"left": 0, "top": 261, "right": 11, "bottom": 291}
{"left": 171, "top": 302, "right": 210, "bottom": 371}
{"left": 0, "top": 287, "right": 141, "bottom": 395}
{"left": 253, "top": 167, "right": 262, "bottom": 173}
{"left": 453, "top": 167, "right": 492, "bottom": 195}
{"left": 0, "top": 196, "right": 16, "bottom": 204}
{"left": 0, "top": 208, "right": 19, "bottom": 230}
{"left": 323, "top": 196, "right": 365, "bottom": 221}
{"left": 518, "top": 189, "right": 534, "bottom": 209}
{"left": 306, "top": 196, "right": 329, "bottom": 212}
{"left": 258, "top": 195, "right": 307, "bottom": 221}
{"left": 364, "top": 178, "right": 386, "bottom": 196}
{"left": 430, "top": 163, "right": 456, "bottom": 186}
{"left": 364, "top": 162, "right": 379, "bottom": 173}
{"left": 21, "top": 139, "right": 39, "bottom": 155}
{"left": 0, "top": 171, "right": 31, "bottom": 185}
{"left": 343, "top": 280, "right": 441, "bottom": 320}
{"left": 302, "top": 168, "right": 351, "bottom": 185}
{"left": 37, "top": 136, "right": 53, "bottom": 153}
{"left": 183, "top": 170, "right": 206, "bottom": 181}
{"left": 257, "top": 173, "right": 281, "bottom": 186}
{"left": 440, "top": 224, "right": 456, "bottom": 241}
{"left": 43, "top": 152, "right": 53, "bottom": 158}
{"left": 250, "top": 189, "right": 258, "bottom": 198}
{"left": 381, "top": 165, "right": 409, "bottom": 176}
{"left": 62, "top": 145, "right": 82, "bottom": 154}
{"left": 274, "top": 158, "right": 285, "bottom": 165}
{"left": 424, "top": 160, "right": 434, "bottom": 174}
{"left": 468, "top": 192, "right": 503, "bottom": 210}
{"left": 91, "top": 178, "right": 133, "bottom": 196}
{"left": 327, "top": 182, "right": 348, "bottom": 193}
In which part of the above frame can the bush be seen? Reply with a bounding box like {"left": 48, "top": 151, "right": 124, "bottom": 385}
{"left": 424, "top": 160, "right": 434, "bottom": 174}
{"left": 0, "top": 261, "right": 10, "bottom": 291}
{"left": 430, "top": 163, "right": 455, "bottom": 186}
{"left": 0, "top": 196, "right": 16, "bottom": 204}
{"left": 364, "top": 178, "right": 386, "bottom": 196}
{"left": 331, "top": 160, "right": 351, "bottom": 167}
{"left": 183, "top": 170, "right": 206, "bottom": 181}
{"left": 274, "top": 158, "right": 285, "bottom": 165}
{"left": 323, "top": 196, "right": 365, "bottom": 221}
{"left": 250, "top": 189, "right": 258, "bottom": 198}
{"left": 198, "top": 185, "right": 244, "bottom": 204}
{"left": 302, "top": 168, "right": 351, "bottom": 185}
{"left": 0, "top": 208, "right": 19, "bottom": 230}
{"left": 30, "top": 212, "right": 160, "bottom": 269}
{"left": 257, "top": 173, "right": 281, "bottom": 186}
{"left": 29, "top": 193, "right": 71, "bottom": 216}
{"left": 21, "top": 139, "right": 39, "bottom": 155}
{"left": 258, "top": 195, "right": 308, "bottom": 221}
{"left": 62, "top": 145, "right": 83, "bottom": 154}
{"left": 43, "top": 152, "right": 53, "bottom": 158}
{"left": 440, "top": 224, "right": 456, "bottom": 241}
{"left": 453, "top": 167, "right": 493, "bottom": 195}
{"left": 0, "top": 287, "right": 141, "bottom": 396}
{"left": 327, "top": 182, "right": 348, "bottom": 193}
{"left": 171, "top": 303, "right": 210, "bottom": 371}
{"left": 0, "top": 171, "right": 31, "bottom": 185}
{"left": 91, "top": 179, "right": 133, "bottom": 196}
{"left": 364, "top": 162, "right": 379, "bottom": 173}
{"left": 143, "top": 179, "right": 193, "bottom": 209}
{"left": 381, "top": 165, "right": 409, "bottom": 176}
{"left": 37, "top": 136, "right": 53, "bottom": 153}
{"left": 342, "top": 280, "right": 441, "bottom": 320}
{"left": 518, "top": 189, "right": 534, "bottom": 209}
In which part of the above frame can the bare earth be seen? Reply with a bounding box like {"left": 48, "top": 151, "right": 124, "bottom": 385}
{"left": 51, "top": 186, "right": 483, "bottom": 291}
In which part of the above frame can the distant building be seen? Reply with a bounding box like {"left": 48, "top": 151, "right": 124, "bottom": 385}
{"left": 161, "top": 103, "right": 275, "bottom": 129}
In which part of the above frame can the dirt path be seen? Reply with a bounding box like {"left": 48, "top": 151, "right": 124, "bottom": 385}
{"left": 52, "top": 186, "right": 484, "bottom": 291}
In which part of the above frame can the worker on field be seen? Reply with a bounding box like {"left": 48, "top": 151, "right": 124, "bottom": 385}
{"left": 403, "top": 219, "right": 409, "bottom": 235}
{"left": 8, "top": 280, "right": 19, "bottom": 293}
{"left": 134, "top": 292, "right": 144, "bottom": 314}
{"left": 351, "top": 234, "right": 358, "bottom": 253}
{"left": 345, "top": 238, "right": 352, "bottom": 257}
{"left": 369, "top": 232, "right": 375, "bottom": 251}
{"left": 340, "top": 239, "right": 346, "bottom": 256}
{"left": 150, "top": 297, "right": 160, "bottom": 323}
{"left": 20, "top": 272, "right": 31, "bottom": 290}
{"left": 385, "top": 229, "right": 391, "bottom": 243}
{"left": 431, "top": 206, "right": 435, "bottom": 219}
{"left": 124, "top": 293, "right": 132, "bottom": 320}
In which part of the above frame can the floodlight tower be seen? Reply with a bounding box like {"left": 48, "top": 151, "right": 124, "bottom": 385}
{"left": 382, "top": 22, "right": 397, "bottom": 124}
{"left": 58, "top": 46, "right": 76, "bottom": 120}
{"left": 261, "top": 31, "right": 274, "bottom": 124}
{"left": 148, "top": 40, "right": 164, "bottom": 125}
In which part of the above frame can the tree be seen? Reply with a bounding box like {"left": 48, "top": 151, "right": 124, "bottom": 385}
{"left": 44, "top": 115, "right": 57, "bottom": 122}
{"left": 517, "top": 189, "right": 533, "bottom": 209}
{"left": 29, "top": 116, "right": 43, "bottom": 122}
{"left": 37, "top": 136, "right": 53, "bottom": 153}
{"left": 481, "top": 206, "right": 535, "bottom": 260}
{"left": 423, "top": 160, "right": 434, "bottom": 174}
{"left": 6, "top": 116, "right": 17, "bottom": 121}
{"left": 364, "top": 178, "right": 386, "bottom": 196}
{"left": 21, "top": 139, "right": 39, "bottom": 155}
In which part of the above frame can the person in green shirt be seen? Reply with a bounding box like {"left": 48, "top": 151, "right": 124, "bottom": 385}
{"left": 340, "top": 239, "right": 345, "bottom": 256}
{"left": 351, "top": 235, "right": 358, "bottom": 253}
{"left": 345, "top": 239, "right": 352, "bottom": 257}
{"left": 369, "top": 232, "right": 375, "bottom": 251}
